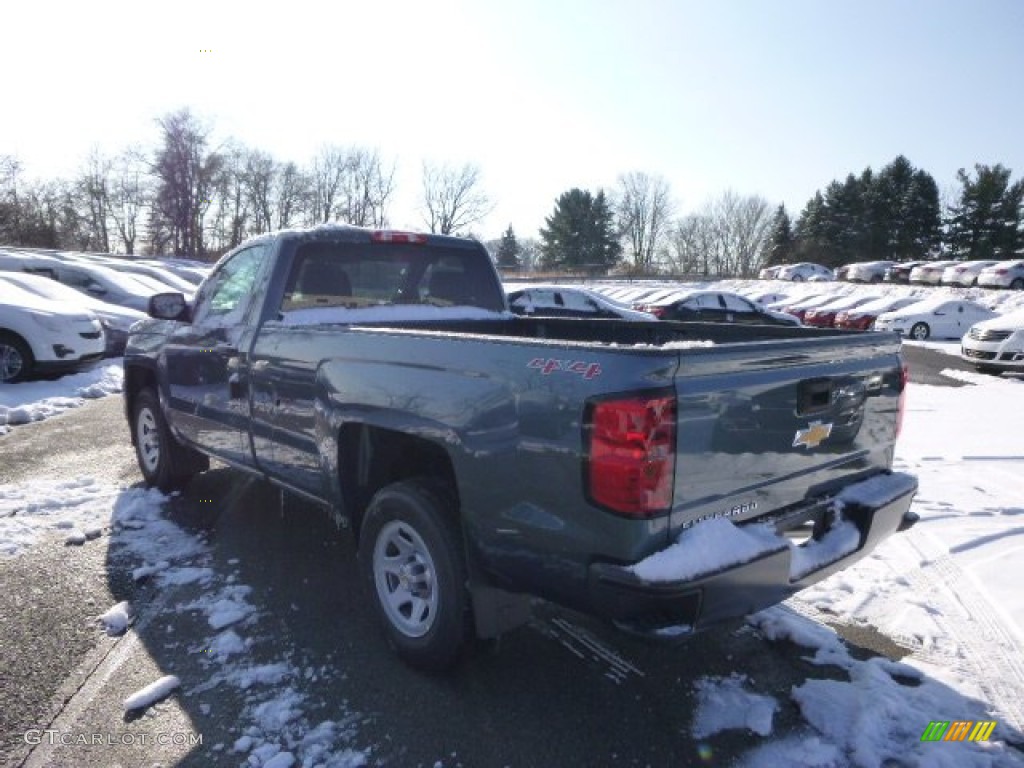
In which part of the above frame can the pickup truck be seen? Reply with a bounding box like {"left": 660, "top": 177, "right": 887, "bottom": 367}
{"left": 123, "top": 225, "right": 918, "bottom": 672}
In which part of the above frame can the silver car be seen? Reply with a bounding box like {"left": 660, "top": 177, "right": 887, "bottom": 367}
{"left": 941, "top": 260, "right": 998, "bottom": 287}
{"left": 961, "top": 310, "right": 1024, "bottom": 374}
{"left": 976, "top": 260, "right": 1024, "bottom": 290}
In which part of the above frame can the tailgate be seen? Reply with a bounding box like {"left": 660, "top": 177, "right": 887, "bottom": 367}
{"left": 668, "top": 332, "right": 906, "bottom": 535}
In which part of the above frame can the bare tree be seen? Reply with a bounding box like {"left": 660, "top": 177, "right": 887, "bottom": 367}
{"left": 243, "top": 148, "right": 276, "bottom": 234}
{"left": 0, "top": 155, "right": 23, "bottom": 242}
{"left": 109, "top": 147, "right": 148, "bottom": 254}
{"left": 420, "top": 161, "right": 493, "bottom": 235}
{"left": 76, "top": 148, "right": 113, "bottom": 252}
{"left": 715, "top": 190, "right": 773, "bottom": 277}
{"left": 615, "top": 171, "right": 674, "bottom": 273}
{"left": 274, "top": 161, "right": 305, "bottom": 229}
{"left": 151, "top": 108, "right": 223, "bottom": 258}
{"left": 308, "top": 145, "right": 349, "bottom": 224}
{"left": 335, "top": 147, "right": 395, "bottom": 227}
{"left": 666, "top": 213, "right": 719, "bottom": 276}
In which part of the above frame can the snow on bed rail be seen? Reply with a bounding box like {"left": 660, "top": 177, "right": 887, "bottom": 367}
{"left": 276, "top": 305, "right": 510, "bottom": 325}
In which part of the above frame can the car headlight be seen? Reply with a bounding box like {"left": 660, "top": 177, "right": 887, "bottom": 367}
{"left": 28, "top": 311, "right": 64, "bottom": 332}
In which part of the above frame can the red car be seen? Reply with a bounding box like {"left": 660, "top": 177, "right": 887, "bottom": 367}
{"left": 834, "top": 296, "right": 922, "bottom": 330}
{"left": 803, "top": 295, "right": 882, "bottom": 328}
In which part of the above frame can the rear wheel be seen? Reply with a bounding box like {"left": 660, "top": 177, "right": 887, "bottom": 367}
{"left": 910, "top": 322, "right": 930, "bottom": 341}
{"left": 1011, "top": 278, "right": 1024, "bottom": 290}
{"left": 359, "top": 479, "right": 470, "bottom": 673}
{"left": 0, "top": 333, "right": 33, "bottom": 383}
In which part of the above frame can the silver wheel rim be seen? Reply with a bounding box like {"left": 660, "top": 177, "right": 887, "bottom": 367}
{"left": 0, "top": 343, "right": 24, "bottom": 382}
{"left": 912, "top": 324, "right": 928, "bottom": 340}
{"left": 136, "top": 406, "right": 161, "bottom": 474}
{"left": 373, "top": 520, "right": 439, "bottom": 638}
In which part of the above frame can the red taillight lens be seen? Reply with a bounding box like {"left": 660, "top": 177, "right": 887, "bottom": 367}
{"left": 896, "top": 363, "right": 909, "bottom": 439}
{"left": 371, "top": 230, "right": 428, "bottom": 244}
{"left": 650, "top": 307, "right": 667, "bottom": 318}
{"left": 585, "top": 394, "right": 677, "bottom": 517}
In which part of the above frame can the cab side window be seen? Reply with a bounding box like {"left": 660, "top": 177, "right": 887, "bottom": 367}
{"left": 192, "top": 244, "right": 268, "bottom": 326}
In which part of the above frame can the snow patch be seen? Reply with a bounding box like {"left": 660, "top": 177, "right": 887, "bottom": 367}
{"left": 123, "top": 674, "right": 180, "bottom": 712}
{"left": 691, "top": 674, "right": 777, "bottom": 738}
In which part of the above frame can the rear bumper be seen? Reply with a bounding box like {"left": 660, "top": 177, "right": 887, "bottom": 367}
{"left": 587, "top": 472, "right": 918, "bottom": 635}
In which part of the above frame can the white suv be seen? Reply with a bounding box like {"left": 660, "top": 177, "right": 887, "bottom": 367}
{"left": 0, "top": 283, "right": 106, "bottom": 382}
{"left": 961, "top": 310, "right": 1024, "bottom": 374}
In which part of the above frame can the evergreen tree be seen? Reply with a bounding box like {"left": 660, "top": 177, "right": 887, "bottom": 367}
{"left": 539, "top": 189, "right": 622, "bottom": 274}
{"left": 946, "top": 164, "right": 1023, "bottom": 260}
{"left": 765, "top": 204, "right": 795, "bottom": 265}
{"left": 495, "top": 225, "right": 521, "bottom": 270}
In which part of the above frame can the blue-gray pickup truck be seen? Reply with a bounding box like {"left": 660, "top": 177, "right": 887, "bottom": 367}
{"left": 123, "top": 225, "right": 918, "bottom": 672}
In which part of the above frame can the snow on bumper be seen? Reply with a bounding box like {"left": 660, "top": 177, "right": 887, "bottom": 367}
{"left": 588, "top": 472, "right": 919, "bottom": 635}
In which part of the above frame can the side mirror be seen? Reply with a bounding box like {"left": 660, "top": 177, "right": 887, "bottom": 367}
{"left": 149, "top": 292, "right": 190, "bottom": 321}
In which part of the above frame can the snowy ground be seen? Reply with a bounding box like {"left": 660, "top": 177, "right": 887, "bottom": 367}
{"left": 2, "top": 281, "right": 1024, "bottom": 766}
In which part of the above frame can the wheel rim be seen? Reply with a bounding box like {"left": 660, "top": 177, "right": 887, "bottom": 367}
{"left": 0, "top": 343, "right": 25, "bottom": 382}
{"left": 135, "top": 406, "right": 162, "bottom": 474}
{"left": 912, "top": 324, "right": 928, "bottom": 340}
{"left": 373, "top": 520, "right": 439, "bottom": 638}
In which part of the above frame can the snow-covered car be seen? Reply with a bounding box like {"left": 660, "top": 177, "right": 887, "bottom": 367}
{"left": 883, "top": 261, "right": 926, "bottom": 284}
{"left": 742, "top": 289, "right": 791, "bottom": 306}
{"left": 49, "top": 262, "right": 166, "bottom": 312}
{"left": 770, "top": 292, "right": 837, "bottom": 322}
{"left": 802, "top": 294, "right": 882, "bottom": 328}
{"left": 100, "top": 260, "right": 200, "bottom": 295}
{"left": 834, "top": 296, "right": 924, "bottom": 331}
{"left": 638, "top": 289, "right": 800, "bottom": 325}
{"left": 506, "top": 286, "right": 656, "bottom": 320}
{"left": 0, "top": 283, "right": 106, "bottom": 382}
{"left": 775, "top": 262, "right": 834, "bottom": 282}
{"left": 940, "top": 260, "right": 999, "bottom": 287}
{"left": 874, "top": 298, "right": 998, "bottom": 340}
{"left": 976, "top": 260, "right": 1024, "bottom": 290}
{"left": 960, "top": 310, "right": 1024, "bottom": 374}
{"left": 908, "top": 260, "right": 958, "bottom": 285}
{"left": 844, "top": 261, "right": 896, "bottom": 284}
{"left": 758, "top": 265, "right": 782, "bottom": 279}
{"left": 0, "top": 272, "right": 144, "bottom": 356}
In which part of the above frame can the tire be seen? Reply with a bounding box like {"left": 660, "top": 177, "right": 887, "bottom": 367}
{"left": 909, "top": 322, "right": 930, "bottom": 341}
{"left": 870, "top": 275, "right": 882, "bottom": 284}
{"left": 359, "top": 479, "right": 470, "bottom": 673}
{"left": 1011, "top": 278, "right": 1024, "bottom": 291}
{"left": 131, "top": 388, "right": 202, "bottom": 491}
{"left": 791, "top": 275, "right": 805, "bottom": 282}
{"left": 0, "top": 333, "right": 34, "bottom": 383}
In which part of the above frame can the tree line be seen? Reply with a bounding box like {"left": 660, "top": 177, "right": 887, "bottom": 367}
{"left": 2, "top": 108, "right": 1021, "bottom": 276}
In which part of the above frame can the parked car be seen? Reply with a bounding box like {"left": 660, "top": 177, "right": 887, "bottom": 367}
{"left": 776, "top": 263, "right": 834, "bottom": 282}
{"left": 976, "top": 260, "right": 1024, "bottom": 290}
{"left": 0, "top": 282, "right": 106, "bottom": 382}
{"left": 638, "top": 290, "right": 800, "bottom": 325}
{"left": 771, "top": 293, "right": 837, "bottom": 323}
{"left": 834, "top": 296, "right": 924, "bottom": 331}
{"left": 883, "top": 261, "right": 927, "bottom": 284}
{"left": 743, "top": 289, "right": 791, "bottom": 306}
{"left": 0, "top": 272, "right": 144, "bottom": 356}
{"left": 101, "top": 260, "right": 200, "bottom": 294}
{"left": 960, "top": 310, "right": 1024, "bottom": 374}
{"left": 506, "top": 286, "right": 656, "bottom": 320}
{"left": 845, "top": 261, "right": 896, "bottom": 284}
{"left": 50, "top": 262, "right": 167, "bottom": 312}
{"left": 940, "top": 260, "right": 999, "bottom": 287}
{"left": 758, "top": 265, "right": 782, "bottom": 279}
{"left": 909, "top": 260, "right": 959, "bottom": 285}
{"left": 803, "top": 294, "right": 882, "bottom": 328}
{"left": 0, "top": 250, "right": 65, "bottom": 279}
{"left": 874, "top": 298, "right": 998, "bottom": 340}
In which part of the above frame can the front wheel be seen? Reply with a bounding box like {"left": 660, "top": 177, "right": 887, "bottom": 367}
{"left": 359, "top": 480, "right": 470, "bottom": 673}
{"left": 0, "top": 333, "right": 33, "bottom": 383}
{"left": 132, "top": 388, "right": 202, "bottom": 491}
{"left": 909, "top": 322, "right": 930, "bottom": 341}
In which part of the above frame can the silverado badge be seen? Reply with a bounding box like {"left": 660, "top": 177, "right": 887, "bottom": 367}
{"left": 793, "top": 421, "right": 833, "bottom": 449}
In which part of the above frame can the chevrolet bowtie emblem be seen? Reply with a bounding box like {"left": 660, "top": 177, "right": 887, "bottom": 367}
{"left": 793, "top": 421, "right": 832, "bottom": 449}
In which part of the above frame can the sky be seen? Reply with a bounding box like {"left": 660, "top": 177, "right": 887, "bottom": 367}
{"left": 4, "top": 0, "right": 1024, "bottom": 240}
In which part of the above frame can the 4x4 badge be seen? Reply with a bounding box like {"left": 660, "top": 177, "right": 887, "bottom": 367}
{"left": 793, "top": 421, "right": 832, "bottom": 449}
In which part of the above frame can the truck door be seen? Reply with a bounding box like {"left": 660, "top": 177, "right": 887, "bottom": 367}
{"left": 161, "top": 244, "right": 268, "bottom": 467}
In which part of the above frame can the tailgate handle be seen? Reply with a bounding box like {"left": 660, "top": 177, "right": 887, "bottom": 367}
{"left": 797, "top": 378, "right": 834, "bottom": 415}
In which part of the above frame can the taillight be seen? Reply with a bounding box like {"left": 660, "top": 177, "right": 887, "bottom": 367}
{"left": 896, "top": 363, "right": 909, "bottom": 438}
{"left": 650, "top": 307, "right": 667, "bottom": 319}
{"left": 585, "top": 393, "right": 677, "bottom": 517}
{"left": 371, "top": 230, "right": 428, "bottom": 244}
